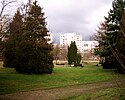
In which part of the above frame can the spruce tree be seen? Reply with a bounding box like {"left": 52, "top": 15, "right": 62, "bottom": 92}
{"left": 14, "top": 1, "right": 54, "bottom": 74}
{"left": 115, "top": 10, "right": 125, "bottom": 72}
{"left": 4, "top": 1, "right": 54, "bottom": 74}
{"left": 95, "top": 0, "right": 125, "bottom": 72}
{"left": 3, "top": 10, "right": 23, "bottom": 68}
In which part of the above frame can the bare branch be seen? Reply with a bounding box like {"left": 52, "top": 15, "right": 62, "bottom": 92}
{"left": 0, "top": 0, "right": 16, "bottom": 18}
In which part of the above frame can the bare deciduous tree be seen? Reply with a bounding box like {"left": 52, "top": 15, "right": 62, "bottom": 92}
{"left": 0, "top": 0, "right": 18, "bottom": 40}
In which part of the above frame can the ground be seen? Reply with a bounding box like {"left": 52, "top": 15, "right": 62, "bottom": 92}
{"left": 0, "top": 79, "right": 125, "bottom": 100}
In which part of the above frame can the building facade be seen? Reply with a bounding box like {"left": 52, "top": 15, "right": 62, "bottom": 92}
{"left": 81, "top": 41, "right": 98, "bottom": 53}
{"left": 81, "top": 41, "right": 99, "bottom": 59}
{"left": 60, "top": 33, "right": 99, "bottom": 60}
{"left": 60, "top": 33, "right": 82, "bottom": 53}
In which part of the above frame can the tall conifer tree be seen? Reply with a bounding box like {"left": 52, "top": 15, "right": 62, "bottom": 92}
{"left": 95, "top": 0, "right": 125, "bottom": 72}
{"left": 68, "top": 42, "right": 77, "bottom": 65}
{"left": 4, "top": 1, "right": 54, "bottom": 74}
{"left": 15, "top": 1, "right": 54, "bottom": 74}
{"left": 3, "top": 10, "right": 23, "bottom": 68}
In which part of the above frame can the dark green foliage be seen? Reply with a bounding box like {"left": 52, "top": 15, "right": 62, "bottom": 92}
{"left": 3, "top": 10, "right": 23, "bottom": 68}
{"left": 117, "top": 10, "right": 125, "bottom": 57}
{"left": 3, "top": 42, "right": 16, "bottom": 68}
{"left": 14, "top": 40, "right": 53, "bottom": 74}
{"left": 3, "top": 1, "right": 54, "bottom": 74}
{"left": 77, "top": 53, "right": 82, "bottom": 65}
{"left": 95, "top": 0, "right": 125, "bottom": 72}
{"left": 102, "top": 56, "right": 116, "bottom": 69}
{"left": 68, "top": 41, "right": 77, "bottom": 65}
{"left": 67, "top": 42, "right": 82, "bottom": 67}
{"left": 68, "top": 46, "right": 72, "bottom": 65}
{"left": 115, "top": 10, "right": 125, "bottom": 73}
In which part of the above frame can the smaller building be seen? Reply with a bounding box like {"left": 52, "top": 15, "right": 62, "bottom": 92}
{"left": 81, "top": 41, "right": 99, "bottom": 60}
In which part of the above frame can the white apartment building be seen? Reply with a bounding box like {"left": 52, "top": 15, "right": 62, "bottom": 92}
{"left": 60, "top": 33, "right": 82, "bottom": 52}
{"left": 76, "top": 35, "right": 82, "bottom": 53}
{"left": 60, "top": 33, "right": 76, "bottom": 46}
{"left": 60, "top": 33, "right": 98, "bottom": 56}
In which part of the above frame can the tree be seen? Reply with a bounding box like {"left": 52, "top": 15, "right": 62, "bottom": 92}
{"left": 4, "top": 1, "right": 54, "bottom": 74}
{"left": 94, "top": 22, "right": 114, "bottom": 68}
{"left": 52, "top": 45, "right": 60, "bottom": 64}
{"left": 118, "top": 10, "right": 125, "bottom": 55}
{"left": 95, "top": 0, "right": 125, "bottom": 72}
{"left": 3, "top": 10, "right": 24, "bottom": 68}
{"left": 0, "top": 0, "right": 17, "bottom": 40}
{"left": 0, "top": 0, "right": 17, "bottom": 59}
{"left": 114, "top": 10, "right": 125, "bottom": 73}
{"left": 59, "top": 46, "right": 68, "bottom": 60}
{"left": 77, "top": 53, "right": 82, "bottom": 65}
{"left": 68, "top": 41, "right": 77, "bottom": 65}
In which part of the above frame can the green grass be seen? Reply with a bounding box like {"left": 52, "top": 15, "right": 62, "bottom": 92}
{"left": 64, "top": 88, "right": 125, "bottom": 100}
{"left": 0, "top": 64, "right": 125, "bottom": 95}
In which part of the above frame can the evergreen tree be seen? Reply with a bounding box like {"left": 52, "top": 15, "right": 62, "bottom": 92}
{"left": 68, "top": 41, "right": 77, "bottom": 65}
{"left": 115, "top": 10, "right": 125, "bottom": 72}
{"left": 95, "top": 0, "right": 125, "bottom": 72}
{"left": 119, "top": 10, "right": 125, "bottom": 55}
{"left": 77, "top": 53, "right": 82, "bottom": 65}
{"left": 4, "top": 1, "right": 54, "bottom": 74}
{"left": 68, "top": 46, "right": 72, "bottom": 65}
{"left": 3, "top": 10, "right": 23, "bottom": 68}
{"left": 15, "top": 1, "right": 54, "bottom": 74}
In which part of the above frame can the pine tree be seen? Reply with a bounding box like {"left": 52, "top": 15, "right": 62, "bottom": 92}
{"left": 105, "top": 0, "right": 125, "bottom": 72}
{"left": 4, "top": 1, "right": 54, "bottom": 74}
{"left": 115, "top": 10, "right": 125, "bottom": 73}
{"left": 95, "top": 0, "right": 125, "bottom": 72}
{"left": 3, "top": 10, "right": 23, "bottom": 68}
{"left": 14, "top": 1, "right": 54, "bottom": 74}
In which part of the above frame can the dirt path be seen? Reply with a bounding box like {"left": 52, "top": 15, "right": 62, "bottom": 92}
{"left": 0, "top": 80, "right": 125, "bottom": 100}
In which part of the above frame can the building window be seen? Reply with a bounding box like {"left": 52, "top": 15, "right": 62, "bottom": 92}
{"left": 84, "top": 49, "right": 88, "bottom": 52}
{"left": 84, "top": 44, "right": 88, "bottom": 47}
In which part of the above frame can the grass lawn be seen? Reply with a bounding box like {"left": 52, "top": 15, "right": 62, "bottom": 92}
{"left": 0, "top": 63, "right": 125, "bottom": 95}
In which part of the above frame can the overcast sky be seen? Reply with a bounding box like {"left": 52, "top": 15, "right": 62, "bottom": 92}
{"left": 22, "top": 0, "right": 113, "bottom": 43}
